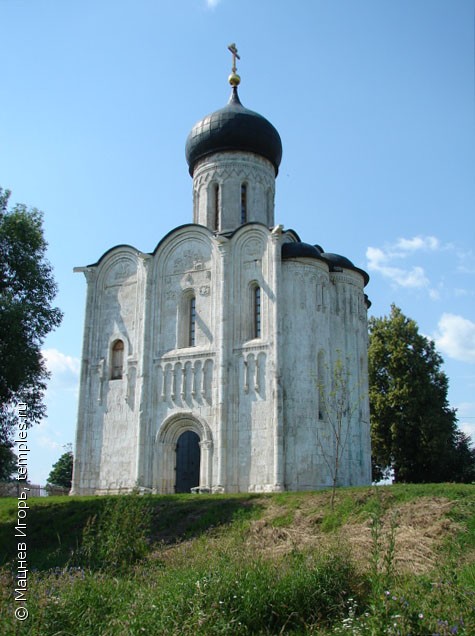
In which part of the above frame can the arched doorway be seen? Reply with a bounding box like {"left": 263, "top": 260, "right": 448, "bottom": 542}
{"left": 175, "top": 430, "right": 200, "bottom": 493}
{"left": 154, "top": 413, "right": 213, "bottom": 494}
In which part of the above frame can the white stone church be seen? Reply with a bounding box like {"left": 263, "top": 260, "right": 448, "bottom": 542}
{"left": 71, "top": 53, "right": 372, "bottom": 495}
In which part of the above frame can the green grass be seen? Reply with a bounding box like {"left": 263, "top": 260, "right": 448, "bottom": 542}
{"left": 270, "top": 511, "right": 294, "bottom": 527}
{"left": 0, "top": 492, "right": 264, "bottom": 569}
{"left": 0, "top": 484, "right": 474, "bottom": 635}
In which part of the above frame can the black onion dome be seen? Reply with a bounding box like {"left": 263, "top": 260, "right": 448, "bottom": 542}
{"left": 321, "top": 252, "right": 370, "bottom": 285}
{"left": 185, "top": 87, "right": 283, "bottom": 176}
{"left": 282, "top": 242, "right": 369, "bottom": 286}
{"left": 282, "top": 242, "right": 325, "bottom": 260}
{"left": 320, "top": 252, "right": 356, "bottom": 270}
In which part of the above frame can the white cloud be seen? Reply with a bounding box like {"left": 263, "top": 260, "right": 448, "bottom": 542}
{"left": 454, "top": 288, "right": 474, "bottom": 298}
{"left": 366, "top": 246, "right": 430, "bottom": 289}
{"left": 457, "top": 401, "right": 475, "bottom": 417}
{"left": 205, "top": 0, "right": 221, "bottom": 7}
{"left": 455, "top": 248, "right": 475, "bottom": 274}
{"left": 366, "top": 235, "right": 445, "bottom": 294}
{"left": 434, "top": 314, "right": 475, "bottom": 363}
{"left": 460, "top": 423, "right": 475, "bottom": 445}
{"left": 42, "top": 348, "right": 80, "bottom": 390}
{"left": 395, "top": 236, "right": 440, "bottom": 252}
{"left": 43, "top": 348, "right": 80, "bottom": 374}
{"left": 456, "top": 402, "right": 475, "bottom": 444}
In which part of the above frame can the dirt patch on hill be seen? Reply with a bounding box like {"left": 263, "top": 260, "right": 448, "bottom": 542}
{"left": 342, "top": 497, "right": 457, "bottom": 574}
{"left": 245, "top": 496, "right": 460, "bottom": 575}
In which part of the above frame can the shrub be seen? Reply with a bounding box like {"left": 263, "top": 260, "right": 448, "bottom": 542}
{"left": 75, "top": 494, "right": 152, "bottom": 573}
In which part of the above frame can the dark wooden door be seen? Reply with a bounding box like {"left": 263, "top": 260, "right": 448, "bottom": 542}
{"left": 175, "top": 431, "right": 200, "bottom": 493}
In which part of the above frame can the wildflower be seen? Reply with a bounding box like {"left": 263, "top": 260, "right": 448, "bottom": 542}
{"left": 418, "top": 613, "right": 424, "bottom": 619}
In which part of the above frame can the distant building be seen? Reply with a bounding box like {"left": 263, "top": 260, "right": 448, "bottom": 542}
{"left": 71, "top": 51, "right": 371, "bottom": 495}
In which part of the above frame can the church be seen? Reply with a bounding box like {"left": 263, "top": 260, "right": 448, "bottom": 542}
{"left": 71, "top": 47, "right": 372, "bottom": 495}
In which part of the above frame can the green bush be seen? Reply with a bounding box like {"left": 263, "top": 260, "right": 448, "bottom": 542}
{"left": 75, "top": 494, "right": 152, "bottom": 573}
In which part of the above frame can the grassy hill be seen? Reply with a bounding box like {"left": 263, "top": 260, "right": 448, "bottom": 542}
{"left": 0, "top": 484, "right": 474, "bottom": 635}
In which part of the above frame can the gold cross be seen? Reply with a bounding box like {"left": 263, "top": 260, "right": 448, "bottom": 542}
{"left": 227, "top": 43, "right": 240, "bottom": 74}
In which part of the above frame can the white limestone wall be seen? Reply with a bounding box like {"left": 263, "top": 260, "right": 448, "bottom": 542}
{"left": 141, "top": 223, "right": 279, "bottom": 494}
{"left": 327, "top": 272, "right": 372, "bottom": 486}
{"left": 280, "top": 259, "right": 371, "bottom": 490}
{"left": 71, "top": 267, "right": 100, "bottom": 495}
{"left": 192, "top": 152, "right": 276, "bottom": 231}
{"left": 280, "top": 258, "right": 332, "bottom": 490}
{"left": 72, "top": 225, "right": 371, "bottom": 496}
{"left": 72, "top": 248, "right": 147, "bottom": 494}
{"left": 145, "top": 226, "right": 218, "bottom": 493}
{"left": 226, "top": 226, "right": 277, "bottom": 492}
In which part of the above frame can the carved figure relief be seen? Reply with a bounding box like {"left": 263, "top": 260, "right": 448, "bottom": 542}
{"left": 244, "top": 238, "right": 264, "bottom": 261}
{"left": 173, "top": 249, "right": 206, "bottom": 273}
{"left": 242, "top": 351, "right": 266, "bottom": 397}
{"left": 104, "top": 259, "right": 137, "bottom": 289}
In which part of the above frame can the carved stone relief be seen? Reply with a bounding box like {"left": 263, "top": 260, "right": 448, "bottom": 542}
{"left": 243, "top": 238, "right": 264, "bottom": 261}
{"left": 241, "top": 352, "right": 266, "bottom": 397}
{"left": 104, "top": 259, "right": 137, "bottom": 289}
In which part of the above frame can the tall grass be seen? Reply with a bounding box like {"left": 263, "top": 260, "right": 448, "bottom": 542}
{"left": 0, "top": 485, "right": 473, "bottom": 635}
{"left": 73, "top": 493, "right": 152, "bottom": 573}
{"left": 0, "top": 550, "right": 359, "bottom": 635}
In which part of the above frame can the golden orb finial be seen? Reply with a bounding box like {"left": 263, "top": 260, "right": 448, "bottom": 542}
{"left": 228, "top": 72, "right": 241, "bottom": 86}
{"left": 227, "top": 43, "right": 241, "bottom": 86}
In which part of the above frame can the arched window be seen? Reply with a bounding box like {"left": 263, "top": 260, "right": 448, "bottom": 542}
{"left": 111, "top": 340, "right": 124, "bottom": 380}
{"left": 188, "top": 296, "right": 196, "bottom": 347}
{"left": 241, "top": 183, "right": 247, "bottom": 224}
{"left": 252, "top": 285, "right": 261, "bottom": 339}
{"left": 213, "top": 184, "right": 220, "bottom": 231}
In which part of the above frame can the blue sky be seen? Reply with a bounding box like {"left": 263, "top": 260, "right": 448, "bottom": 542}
{"left": 1, "top": 0, "right": 474, "bottom": 485}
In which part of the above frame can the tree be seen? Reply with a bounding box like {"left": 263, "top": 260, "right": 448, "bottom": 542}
{"left": 369, "top": 304, "right": 473, "bottom": 483}
{"left": 0, "top": 188, "right": 63, "bottom": 473}
{"left": 0, "top": 434, "right": 17, "bottom": 481}
{"left": 47, "top": 445, "right": 73, "bottom": 490}
{"left": 447, "top": 430, "right": 475, "bottom": 483}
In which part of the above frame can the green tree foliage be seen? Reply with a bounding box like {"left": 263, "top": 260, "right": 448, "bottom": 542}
{"left": 448, "top": 429, "right": 475, "bottom": 483}
{"left": 0, "top": 188, "right": 62, "bottom": 472}
{"left": 369, "top": 304, "right": 474, "bottom": 483}
{"left": 47, "top": 447, "right": 73, "bottom": 489}
{"left": 0, "top": 437, "right": 17, "bottom": 480}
